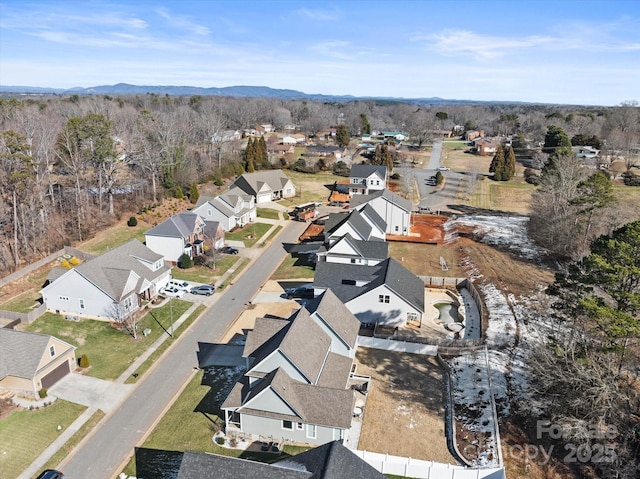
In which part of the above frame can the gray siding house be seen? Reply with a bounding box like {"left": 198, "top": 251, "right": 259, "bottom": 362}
{"left": 193, "top": 188, "right": 256, "bottom": 232}
{"left": 349, "top": 189, "right": 412, "bottom": 236}
{"left": 349, "top": 164, "right": 387, "bottom": 196}
{"left": 222, "top": 291, "right": 362, "bottom": 446}
{"left": 145, "top": 211, "right": 207, "bottom": 262}
{"left": 41, "top": 239, "right": 171, "bottom": 320}
{"left": 230, "top": 169, "right": 296, "bottom": 204}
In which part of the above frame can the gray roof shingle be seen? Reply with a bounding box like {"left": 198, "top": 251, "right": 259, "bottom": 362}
{"left": 0, "top": 329, "right": 75, "bottom": 380}
{"left": 305, "top": 289, "right": 361, "bottom": 349}
{"left": 145, "top": 211, "right": 202, "bottom": 238}
{"left": 349, "top": 188, "right": 412, "bottom": 213}
{"left": 349, "top": 164, "right": 387, "bottom": 180}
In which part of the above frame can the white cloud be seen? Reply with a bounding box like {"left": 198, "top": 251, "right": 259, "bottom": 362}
{"left": 155, "top": 7, "right": 210, "bottom": 35}
{"left": 294, "top": 8, "right": 341, "bottom": 21}
{"left": 310, "top": 40, "right": 352, "bottom": 60}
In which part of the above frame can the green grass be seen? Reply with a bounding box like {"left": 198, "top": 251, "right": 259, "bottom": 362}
{"left": 442, "top": 140, "right": 468, "bottom": 149}
{"left": 126, "top": 305, "right": 206, "bottom": 384}
{"left": 270, "top": 253, "right": 315, "bottom": 280}
{"left": 224, "top": 223, "right": 273, "bottom": 247}
{"left": 217, "top": 258, "right": 250, "bottom": 291}
{"left": 122, "top": 368, "right": 309, "bottom": 477}
{"left": 0, "top": 400, "right": 86, "bottom": 478}
{"left": 256, "top": 208, "right": 280, "bottom": 220}
{"left": 81, "top": 223, "right": 147, "bottom": 255}
{"left": 172, "top": 255, "right": 239, "bottom": 284}
{"left": 259, "top": 226, "right": 283, "bottom": 247}
{"left": 36, "top": 409, "right": 105, "bottom": 476}
{"left": 0, "top": 290, "right": 42, "bottom": 313}
{"left": 25, "top": 301, "right": 192, "bottom": 380}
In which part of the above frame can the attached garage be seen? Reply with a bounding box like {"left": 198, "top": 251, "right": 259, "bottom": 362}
{"left": 0, "top": 329, "right": 76, "bottom": 399}
{"left": 41, "top": 360, "right": 71, "bottom": 389}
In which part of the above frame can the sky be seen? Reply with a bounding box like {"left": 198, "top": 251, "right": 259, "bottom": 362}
{"left": 1, "top": 0, "right": 639, "bottom": 105}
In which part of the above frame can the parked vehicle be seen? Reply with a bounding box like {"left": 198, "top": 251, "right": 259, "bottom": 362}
{"left": 36, "top": 471, "right": 64, "bottom": 479}
{"left": 437, "top": 166, "right": 450, "bottom": 171}
{"left": 190, "top": 285, "right": 215, "bottom": 296}
{"left": 285, "top": 284, "right": 315, "bottom": 299}
{"left": 160, "top": 286, "right": 186, "bottom": 298}
{"left": 220, "top": 246, "right": 238, "bottom": 255}
{"left": 167, "top": 279, "right": 190, "bottom": 291}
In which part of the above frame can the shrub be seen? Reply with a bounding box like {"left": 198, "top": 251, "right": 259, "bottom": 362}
{"left": 193, "top": 255, "right": 207, "bottom": 266}
{"left": 79, "top": 354, "right": 90, "bottom": 368}
{"left": 435, "top": 171, "right": 444, "bottom": 185}
{"left": 179, "top": 253, "right": 193, "bottom": 269}
{"left": 390, "top": 172, "right": 400, "bottom": 180}
{"left": 215, "top": 436, "right": 225, "bottom": 445}
{"left": 127, "top": 216, "right": 138, "bottom": 227}
{"left": 623, "top": 172, "right": 640, "bottom": 186}
{"left": 39, "top": 388, "right": 48, "bottom": 399}
{"left": 175, "top": 186, "right": 184, "bottom": 200}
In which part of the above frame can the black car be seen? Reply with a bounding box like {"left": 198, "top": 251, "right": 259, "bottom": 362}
{"left": 220, "top": 246, "right": 238, "bottom": 254}
{"left": 190, "top": 285, "right": 215, "bottom": 296}
{"left": 36, "top": 471, "right": 64, "bottom": 479}
{"left": 285, "top": 284, "right": 315, "bottom": 299}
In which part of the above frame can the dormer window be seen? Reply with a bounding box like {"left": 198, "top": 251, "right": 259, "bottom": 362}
{"left": 49, "top": 345, "right": 55, "bottom": 357}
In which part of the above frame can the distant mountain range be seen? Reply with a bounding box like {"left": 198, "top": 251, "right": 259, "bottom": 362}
{"left": 0, "top": 82, "right": 527, "bottom": 105}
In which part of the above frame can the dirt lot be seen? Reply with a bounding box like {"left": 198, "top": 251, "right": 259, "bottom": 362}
{"left": 354, "top": 348, "right": 454, "bottom": 463}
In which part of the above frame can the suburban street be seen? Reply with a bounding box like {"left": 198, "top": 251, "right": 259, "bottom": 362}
{"left": 59, "top": 219, "right": 308, "bottom": 479}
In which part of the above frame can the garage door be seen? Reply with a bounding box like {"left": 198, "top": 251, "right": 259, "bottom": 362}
{"left": 41, "top": 361, "right": 70, "bottom": 389}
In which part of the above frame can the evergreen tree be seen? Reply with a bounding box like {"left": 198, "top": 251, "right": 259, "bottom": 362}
{"left": 504, "top": 146, "right": 516, "bottom": 180}
{"left": 244, "top": 138, "right": 256, "bottom": 172}
{"left": 489, "top": 144, "right": 505, "bottom": 180}
{"left": 381, "top": 144, "right": 392, "bottom": 171}
{"left": 543, "top": 125, "right": 571, "bottom": 153}
{"left": 336, "top": 124, "right": 350, "bottom": 147}
{"left": 373, "top": 144, "right": 383, "bottom": 165}
{"left": 189, "top": 182, "right": 200, "bottom": 204}
{"left": 360, "top": 113, "right": 371, "bottom": 135}
{"left": 258, "top": 136, "right": 270, "bottom": 169}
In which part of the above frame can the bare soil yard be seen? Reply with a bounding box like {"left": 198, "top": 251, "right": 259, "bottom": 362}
{"left": 354, "top": 348, "right": 455, "bottom": 463}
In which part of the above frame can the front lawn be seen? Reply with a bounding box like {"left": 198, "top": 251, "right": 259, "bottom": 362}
{"left": 0, "top": 400, "right": 86, "bottom": 479}
{"left": 25, "top": 300, "right": 192, "bottom": 380}
{"left": 172, "top": 255, "right": 240, "bottom": 284}
{"left": 0, "top": 290, "right": 42, "bottom": 313}
{"left": 270, "top": 253, "right": 315, "bottom": 280}
{"left": 256, "top": 208, "right": 280, "bottom": 220}
{"left": 224, "top": 223, "right": 273, "bottom": 247}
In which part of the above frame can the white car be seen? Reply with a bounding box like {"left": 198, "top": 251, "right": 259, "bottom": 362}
{"left": 437, "top": 166, "right": 450, "bottom": 171}
{"left": 160, "top": 286, "right": 186, "bottom": 298}
{"left": 167, "top": 279, "right": 190, "bottom": 291}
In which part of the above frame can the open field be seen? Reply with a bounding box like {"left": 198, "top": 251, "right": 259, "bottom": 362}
{"left": 278, "top": 170, "right": 343, "bottom": 206}
{"left": 354, "top": 348, "right": 454, "bottom": 463}
{"left": 0, "top": 400, "right": 86, "bottom": 479}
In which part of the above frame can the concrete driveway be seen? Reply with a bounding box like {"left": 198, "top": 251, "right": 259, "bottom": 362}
{"left": 48, "top": 373, "right": 133, "bottom": 413}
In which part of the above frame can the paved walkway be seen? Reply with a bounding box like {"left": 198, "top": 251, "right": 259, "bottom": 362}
{"left": 18, "top": 217, "right": 291, "bottom": 479}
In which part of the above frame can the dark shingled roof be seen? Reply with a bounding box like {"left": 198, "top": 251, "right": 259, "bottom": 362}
{"left": 325, "top": 234, "right": 388, "bottom": 262}
{"left": 349, "top": 164, "right": 387, "bottom": 180}
{"left": 145, "top": 211, "right": 202, "bottom": 238}
{"left": 177, "top": 450, "right": 311, "bottom": 479}
{"left": 314, "top": 258, "right": 424, "bottom": 312}
{"left": 324, "top": 210, "right": 374, "bottom": 242}
{"left": 277, "top": 440, "right": 387, "bottom": 478}
{"left": 231, "top": 169, "right": 292, "bottom": 197}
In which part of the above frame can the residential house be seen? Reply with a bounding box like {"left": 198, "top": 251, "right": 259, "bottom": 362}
{"left": 193, "top": 188, "right": 256, "bottom": 232}
{"left": 349, "top": 164, "right": 387, "bottom": 196}
{"left": 349, "top": 189, "right": 412, "bottom": 236}
{"left": 0, "top": 329, "right": 76, "bottom": 399}
{"left": 474, "top": 138, "right": 499, "bottom": 156}
{"left": 212, "top": 129, "right": 242, "bottom": 142}
{"left": 222, "top": 291, "right": 362, "bottom": 446}
{"left": 135, "top": 441, "right": 386, "bottom": 478}
{"left": 255, "top": 124, "right": 274, "bottom": 135}
{"left": 465, "top": 130, "right": 485, "bottom": 141}
{"left": 281, "top": 135, "right": 297, "bottom": 145}
{"left": 314, "top": 258, "right": 425, "bottom": 327}
{"left": 572, "top": 146, "right": 601, "bottom": 159}
{"left": 306, "top": 145, "right": 346, "bottom": 160}
{"left": 203, "top": 220, "right": 225, "bottom": 250}
{"left": 268, "top": 144, "right": 295, "bottom": 157}
{"left": 382, "top": 131, "right": 408, "bottom": 142}
{"left": 230, "top": 169, "right": 296, "bottom": 204}
{"left": 316, "top": 233, "right": 389, "bottom": 266}
{"left": 323, "top": 207, "right": 386, "bottom": 245}
{"left": 41, "top": 239, "right": 171, "bottom": 320}
{"left": 145, "top": 211, "right": 207, "bottom": 262}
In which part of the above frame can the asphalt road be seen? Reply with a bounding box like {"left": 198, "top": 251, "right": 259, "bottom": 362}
{"left": 59, "top": 220, "right": 308, "bottom": 479}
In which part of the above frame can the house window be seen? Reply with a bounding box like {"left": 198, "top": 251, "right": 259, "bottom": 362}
{"left": 49, "top": 345, "right": 55, "bottom": 357}
{"left": 350, "top": 258, "right": 356, "bottom": 264}
{"left": 333, "top": 428, "right": 343, "bottom": 441}
{"left": 407, "top": 312, "right": 419, "bottom": 322}
{"left": 378, "top": 295, "right": 390, "bottom": 303}
{"left": 59, "top": 296, "right": 69, "bottom": 301}
{"left": 79, "top": 299, "right": 85, "bottom": 309}
{"left": 306, "top": 424, "right": 317, "bottom": 439}
{"left": 296, "top": 422, "right": 304, "bottom": 430}
{"left": 282, "top": 420, "right": 293, "bottom": 430}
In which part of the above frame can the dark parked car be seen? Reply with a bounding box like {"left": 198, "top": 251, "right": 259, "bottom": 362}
{"left": 36, "top": 471, "right": 64, "bottom": 479}
{"left": 190, "top": 285, "right": 215, "bottom": 296}
{"left": 285, "top": 284, "right": 315, "bottom": 299}
{"left": 220, "top": 246, "right": 238, "bottom": 254}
